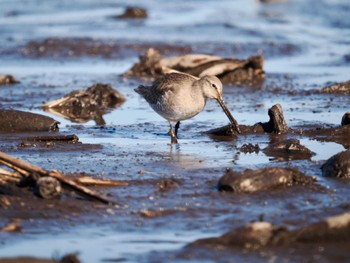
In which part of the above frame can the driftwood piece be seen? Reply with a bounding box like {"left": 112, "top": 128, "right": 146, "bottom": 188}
{"left": 0, "top": 151, "right": 115, "bottom": 205}
{"left": 74, "top": 176, "right": 129, "bottom": 187}
{"left": 0, "top": 219, "right": 21, "bottom": 232}
{"left": 0, "top": 110, "right": 59, "bottom": 133}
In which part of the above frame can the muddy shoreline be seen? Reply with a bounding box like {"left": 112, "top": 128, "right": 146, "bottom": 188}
{"left": 1, "top": 1, "right": 350, "bottom": 262}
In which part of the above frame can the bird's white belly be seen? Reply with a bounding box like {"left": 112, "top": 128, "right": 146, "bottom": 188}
{"left": 151, "top": 90, "right": 205, "bottom": 122}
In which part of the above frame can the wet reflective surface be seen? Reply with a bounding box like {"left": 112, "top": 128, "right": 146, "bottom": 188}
{"left": 0, "top": 0, "right": 349, "bottom": 262}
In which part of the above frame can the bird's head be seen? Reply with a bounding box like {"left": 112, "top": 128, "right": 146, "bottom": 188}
{"left": 200, "top": 75, "right": 223, "bottom": 100}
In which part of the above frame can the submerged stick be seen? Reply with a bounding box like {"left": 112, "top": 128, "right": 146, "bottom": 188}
{"left": 0, "top": 151, "right": 115, "bottom": 205}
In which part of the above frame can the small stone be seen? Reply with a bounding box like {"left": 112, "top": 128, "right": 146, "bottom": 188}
{"left": 341, "top": 112, "right": 350, "bottom": 126}
{"left": 117, "top": 7, "right": 148, "bottom": 19}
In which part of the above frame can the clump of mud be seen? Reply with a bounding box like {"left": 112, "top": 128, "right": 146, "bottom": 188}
{"left": 42, "top": 83, "right": 125, "bottom": 125}
{"left": 320, "top": 80, "right": 350, "bottom": 94}
{"left": 116, "top": 6, "right": 148, "bottom": 19}
{"left": 125, "top": 48, "right": 265, "bottom": 86}
{"left": 218, "top": 167, "right": 316, "bottom": 193}
{"left": 0, "top": 74, "right": 19, "bottom": 85}
{"left": 0, "top": 110, "right": 59, "bottom": 133}
{"left": 321, "top": 149, "right": 350, "bottom": 178}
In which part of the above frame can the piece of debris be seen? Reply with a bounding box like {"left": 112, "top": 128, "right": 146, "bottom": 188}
{"left": 206, "top": 104, "right": 288, "bottom": 137}
{"left": 321, "top": 149, "right": 350, "bottom": 178}
{"left": 319, "top": 80, "right": 350, "bottom": 95}
{"left": 218, "top": 167, "right": 316, "bottom": 193}
{"left": 0, "top": 109, "right": 59, "bottom": 133}
{"left": 187, "top": 212, "right": 350, "bottom": 249}
{"left": 125, "top": 48, "right": 265, "bottom": 86}
{"left": 35, "top": 177, "right": 62, "bottom": 199}
{"left": 264, "top": 139, "right": 314, "bottom": 160}
{"left": 42, "top": 83, "right": 125, "bottom": 125}
{"left": 116, "top": 6, "right": 148, "bottom": 19}
{"left": 255, "top": 104, "right": 288, "bottom": 134}
{"left": 0, "top": 151, "right": 116, "bottom": 205}
{"left": 0, "top": 219, "right": 21, "bottom": 232}
{"left": 0, "top": 74, "right": 19, "bottom": 85}
{"left": 341, "top": 112, "right": 350, "bottom": 126}
{"left": 139, "top": 209, "right": 174, "bottom": 218}
{"left": 240, "top": 143, "right": 260, "bottom": 153}
{"left": 18, "top": 134, "right": 79, "bottom": 148}
{"left": 0, "top": 196, "right": 11, "bottom": 207}
{"left": 74, "top": 176, "right": 129, "bottom": 187}
{"left": 156, "top": 178, "right": 181, "bottom": 192}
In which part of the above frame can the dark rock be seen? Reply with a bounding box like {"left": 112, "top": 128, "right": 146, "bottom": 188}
{"left": 43, "top": 83, "right": 125, "bottom": 125}
{"left": 116, "top": 7, "right": 148, "bottom": 19}
{"left": 264, "top": 139, "right": 314, "bottom": 160}
{"left": 0, "top": 110, "right": 59, "bottom": 133}
{"left": 0, "top": 74, "right": 19, "bottom": 85}
{"left": 218, "top": 167, "right": 315, "bottom": 193}
{"left": 320, "top": 80, "right": 350, "bottom": 94}
{"left": 321, "top": 149, "right": 350, "bottom": 178}
{"left": 341, "top": 112, "right": 350, "bottom": 126}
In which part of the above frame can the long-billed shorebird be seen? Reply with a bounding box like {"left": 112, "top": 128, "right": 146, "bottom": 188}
{"left": 135, "top": 72, "right": 240, "bottom": 144}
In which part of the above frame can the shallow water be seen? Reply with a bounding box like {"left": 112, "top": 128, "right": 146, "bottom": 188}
{"left": 0, "top": 0, "right": 349, "bottom": 262}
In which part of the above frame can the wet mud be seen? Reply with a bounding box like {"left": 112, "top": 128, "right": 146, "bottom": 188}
{"left": 0, "top": 0, "right": 350, "bottom": 262}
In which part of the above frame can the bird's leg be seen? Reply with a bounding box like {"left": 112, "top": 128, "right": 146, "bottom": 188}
{"left": 168, "top": 123, "right": 178, "bottom": 144}
{"left": 174, "top": 121, "right": 180, "bottom": 137}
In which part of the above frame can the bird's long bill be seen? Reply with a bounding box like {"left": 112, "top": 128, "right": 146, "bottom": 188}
{"left": 217, "top": 97, "right": 241, "bottom": 134}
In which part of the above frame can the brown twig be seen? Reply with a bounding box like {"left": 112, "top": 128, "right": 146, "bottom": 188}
{"left": 0, "top": 151, "right": 116, "bottom": 205}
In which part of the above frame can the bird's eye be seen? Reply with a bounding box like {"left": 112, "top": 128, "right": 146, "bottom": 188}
{"left": 212, "top": 84, "right": 217, "bottom": 88}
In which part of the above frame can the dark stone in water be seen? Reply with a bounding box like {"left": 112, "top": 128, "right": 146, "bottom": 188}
{"left": 0, "top": 74, "right": 19, "bottom": 85}
{"left": 0, "top": 110, "right": 59, "bottom": 133}
{"left": 218, "top": 167, "right": 315, "bottom": 193}
{"left": 321, "top": 149, "right": 350, "bottom": 178}
{"left": 116, "top": 7, "right": 148, "bottom": 19}
{"left": 341, "top": 112, "right": 350, "bottom": 126}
